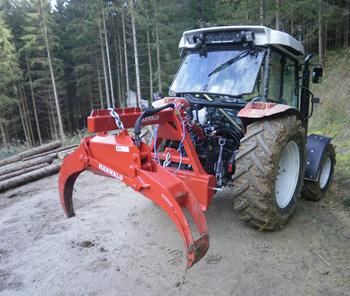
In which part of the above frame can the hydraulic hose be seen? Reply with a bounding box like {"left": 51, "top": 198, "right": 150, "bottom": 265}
{"left": 134, "top": 103, "right": 175, "bottom": 147}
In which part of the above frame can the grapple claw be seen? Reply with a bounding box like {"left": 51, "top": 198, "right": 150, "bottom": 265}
{"left": 58, "top": 144, "right": 88, "bottom": 217}
{"left": 58, "top": 104, "right": 216, "bottom": 267}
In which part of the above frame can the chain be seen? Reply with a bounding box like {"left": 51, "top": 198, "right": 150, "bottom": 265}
{"left": 163, "top": 151, "right": 171, "bottom": 167}
{"left": 109, "top": 108, "right": 124, "bottom": 130}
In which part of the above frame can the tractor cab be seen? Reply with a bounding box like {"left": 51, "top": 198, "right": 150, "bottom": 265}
{"left": 170, "top": 26, "right": 322, "bottom": 120}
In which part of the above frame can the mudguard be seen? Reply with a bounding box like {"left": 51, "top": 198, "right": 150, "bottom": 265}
{"left": 238, "top": 102, "right": 303, "bottom": 129}
{"left": 304, "top": 134, "right": 332, "bottom": 181}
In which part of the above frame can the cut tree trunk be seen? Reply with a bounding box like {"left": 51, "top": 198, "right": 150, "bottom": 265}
{"left": 57, "top": 148, "right": 76, "bottom": 160}
{"left": 0, "top": 156, "right": 54, "bottom": 176}
{"left": 0, "top": 141, "right": 61, "bottom": 167}
{"left": 0, "top": 163, "right": 61, "bottom": 193}
{"left": 0, "top": 163, "right": 48, "bottom": 182}
{"left": 22, "top": 144, "right": 77, "bottom": 161}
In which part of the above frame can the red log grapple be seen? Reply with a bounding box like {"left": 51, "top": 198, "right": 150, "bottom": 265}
{"left": 59, "top": 98, "right": 216, "bottom": 268}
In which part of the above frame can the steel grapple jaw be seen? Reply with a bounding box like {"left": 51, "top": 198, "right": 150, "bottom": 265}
{"left": 58, "top": 104, "right": 215, "bottom": 268}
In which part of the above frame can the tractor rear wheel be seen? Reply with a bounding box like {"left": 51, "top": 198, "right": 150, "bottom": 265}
{"left": 301, "top": 144, "right": 336, "bottom": 201}
{"left": 232, "top": 115, "right": 306, "bottom": 231}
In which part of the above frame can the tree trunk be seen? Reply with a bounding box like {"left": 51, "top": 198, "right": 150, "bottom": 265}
{"left": 0, "top": 121, "right": 7, "bottom": 145}
{"left": 345, "top": 2, "right": 349, "bottom": 48}
{"left": 114, "top": 34, "right": 122, "bottom": 106}
{"left": 260, "top": 0, "right": 264, "bottom": 25}
{"left": 116, "top": 21, "right": 125, "bottom": 106}
{"left": 113, "top": 18, "right": 122, "bottom": 108}
{"left": 0, "top": 163, "right": 48, "bottom": 182}
{"left": 96, "top": 55, "right": 104, "bottom": 108}
{"left": 122, "top": 11, "right": 130, "bottom": 106}
{"left": 13, "top": 84, "right": 30, "bottom": 146}
{"left": 26, "top": 58, "right": 42, "bottom": 145}
{"left": 130, "top": 0, "right": 141, "bottom": 107}
{"left": 99, "top": 21, "right": 111, "bottom": 108}
{"left": 15, "top": 83, "right": 33, "bottom": 145}
{"left": 155, "top": 20, "right": 162, "bottom": 93}
{"left": 0, "top": 155, "right": 54, "bottom": 176}
{"left": 22, "top": 143, "right": 76, "bottom": 162}
{"left": 244, "top": 0, "right": 249, "bottom": 22}
{"left": 146, "top": 27, "right": 153, "bottom": 103}
{"left": 275, "top": 0, "right": 281, "bottom": 30}
{"left": 0, "top": 163, "right": 60, "bottom": 193}
{"left": 324, "top": 4, "right": 328, "bottom": 57}
{"left": 319, "top": 0, "right": 324, "bottom": 65}
{"left": 20, "top": 85, "right": 34, "bottom": 144}
{"left": 102, "top": 11, "right": 116, "bottom": 108}
{"left": 40, "top": 0, "right": 64, "bottom": 140}
{"left": 49, "top": 90, "right": 58, "bottom": 139}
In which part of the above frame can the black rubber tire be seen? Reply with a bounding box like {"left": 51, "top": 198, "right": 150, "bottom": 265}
{"left": 232, "top": 115, "right": 306, "bottom": 231}
{"left": 301, "top": 144, "right": 336, "bottom": 201}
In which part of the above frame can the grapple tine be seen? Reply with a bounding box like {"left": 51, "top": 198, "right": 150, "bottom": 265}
{"left": 58, "top": 144, "right": 87, "bottom": 217}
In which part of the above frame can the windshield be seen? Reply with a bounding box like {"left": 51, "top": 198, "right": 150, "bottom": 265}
{"left": 170, "top": 49, "right": 265, "bottom": 97}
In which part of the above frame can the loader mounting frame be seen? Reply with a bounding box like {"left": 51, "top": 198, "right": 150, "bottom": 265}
{"left": 58, "top": 98, "right": 216, "bottom": 268}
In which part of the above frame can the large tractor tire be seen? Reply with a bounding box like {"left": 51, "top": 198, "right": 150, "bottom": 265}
{"left": 301, "top": 144, "right": 336, "bottom": 201}
{"left": 232, "top": 115, "right": 306, "bottom": 231}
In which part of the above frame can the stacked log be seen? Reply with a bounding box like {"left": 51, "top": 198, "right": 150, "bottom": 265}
{"left": 0, "top": 142, "right": 78, "bottom": 193}
{"left": 0, "top": 164, "right": 61, "bottom": 193}
{"left": 0, "top": 141, "right": 61, "bottom": 167}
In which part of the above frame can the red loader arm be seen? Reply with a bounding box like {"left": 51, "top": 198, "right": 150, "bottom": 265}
{"left": 58, "top": 99, "right": 216, "bottom": 268}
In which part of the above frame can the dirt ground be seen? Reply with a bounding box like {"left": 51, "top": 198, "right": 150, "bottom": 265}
{"left": 0, "top": 170, "right": 349, "bottom": 296}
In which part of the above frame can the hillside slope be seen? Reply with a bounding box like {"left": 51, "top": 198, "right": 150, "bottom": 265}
{"left": 310, "top": 48, "right": 350, "bottom": 176}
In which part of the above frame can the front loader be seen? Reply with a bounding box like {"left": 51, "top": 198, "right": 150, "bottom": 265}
{"left": 59, "top": 26, "right": 336, "bottom": 267}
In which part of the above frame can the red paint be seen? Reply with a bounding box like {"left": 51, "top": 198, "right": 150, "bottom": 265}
{"left": 238, "top": 102, "right": 294, "bottom": 119}
{"left": 59, "top": 99, "right": 215, "bottom": 268}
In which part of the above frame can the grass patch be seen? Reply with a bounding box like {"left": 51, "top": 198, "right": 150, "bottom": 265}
{"left": 0, "top": 131, "right": 86, "bottom": 160}
{"left": 309, "top": 48, "right": 350, "bottom": 178}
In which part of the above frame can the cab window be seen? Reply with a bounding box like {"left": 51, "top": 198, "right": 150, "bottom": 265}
{"left": 269, "top": 51, "right": 298, "bottom": 107}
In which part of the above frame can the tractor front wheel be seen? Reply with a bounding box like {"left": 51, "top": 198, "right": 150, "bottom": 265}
{"left": 232, "top": 115, "right": 306, "bottom": 231}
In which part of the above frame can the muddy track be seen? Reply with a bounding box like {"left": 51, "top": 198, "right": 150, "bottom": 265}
{"left": 0, "top": 171, "right": 349, "bottom": 296}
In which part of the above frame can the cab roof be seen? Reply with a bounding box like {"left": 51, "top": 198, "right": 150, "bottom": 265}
{"left": 179, "top": 26, "right": 305, "bottom": 59}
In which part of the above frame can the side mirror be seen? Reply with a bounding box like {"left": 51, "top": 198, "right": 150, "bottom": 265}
{"left": 312, "top": 67, "right": 323, "bottom": 83}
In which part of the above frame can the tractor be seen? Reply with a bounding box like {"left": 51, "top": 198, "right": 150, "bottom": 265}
{"left": 59, "top": 26, "right": 336, "bottom": 268}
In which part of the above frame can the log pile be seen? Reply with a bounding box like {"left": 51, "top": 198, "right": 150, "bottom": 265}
{"left": 0, "top": 142, "right": 78, "bottom": 193}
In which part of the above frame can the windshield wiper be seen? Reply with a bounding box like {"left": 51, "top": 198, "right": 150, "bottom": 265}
{"left": 208, "top": 49, "right": 250, "bottom": 77}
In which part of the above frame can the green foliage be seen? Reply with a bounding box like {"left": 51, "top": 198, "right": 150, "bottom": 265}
{"left": 310, "top": 49, "right": 350, "bottom": 176}
{"left": 0, "top": 12, "right": 20, "bottom": 123}
{"left": 0, "top": 0, "right": 349, "bottom": 146}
